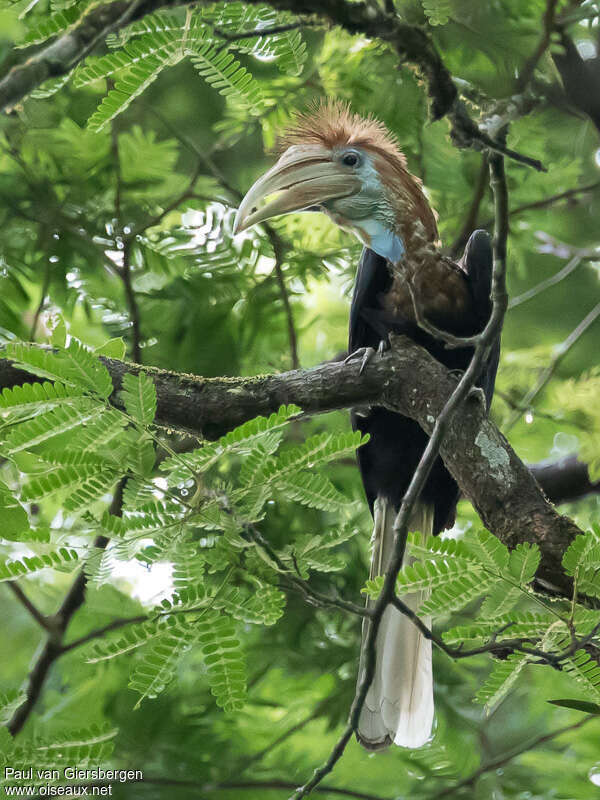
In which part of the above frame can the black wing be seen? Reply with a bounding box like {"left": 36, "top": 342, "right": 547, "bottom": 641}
{"left": 349, "top": 247, "right": 390, "bottom": 354}
{"left": 460, "top": 229, "right": 501, "bottom": 409}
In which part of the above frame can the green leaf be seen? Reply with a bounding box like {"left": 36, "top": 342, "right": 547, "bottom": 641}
{"left": 562, "top": 650, "right": 600, "bottom": 702}
{"left": 0, "top": 548, "right": 78, "bottom": 581}
{"left": 3, "top": 341, "right": 112, "bottom": 399}
{"left": 33, "top": 725, "right": 117, "bottom": 768}
{"left": 20, "top": 464, "right": 107, "bottom": 502}
{"left": 95, "top": 337, "right": 126, "bottom": 360}
{"left": 548, "top": 699, "right": 600, "bottom": 714}
{"left": 420, "top": 570, "right": 496, "bottom": 616}
{"left": 3, "top": 403, "right": 103, "bottom": 454}
{"left": 125, "top": 433, "right": 156, "bottom": 477}
{"left": 18, "top": 5, "right": 84, "bottom": 47}
{"left": 476, "top": 654, "right": 528, "bottom": 712}
{"left": 197, "top": 611, "right": 246, "bottom": 711}
{"left": 86, "top": 49, "right": 175, "bottom": 132}
{"left": 276, "top": 471, "right": 350, "bottom": 511}
{"left": 282, "top": 525, "right": 357, "bottom": 577}
{"left": 49, "top": 315, "right": 67, "bottom": 348}
{"left": 121, "top": 372, "right": 157, "bottom": 425}
{"left": 265, "top": 430, "right": 368, "bottom": 481}
{"left": 273, "top": 29, "right": 307, "bottom": 76}
{"left": 480, "top": 581, "right": 522, "bottom": 619}
{"left": 129, "top": 617, "right": 200, "bottom": 706}
{"left": 214, "top": 583, "right": 285, "bottom": 626}
{"left": 73, "top": 409, "right": 128, "bottom": 452}
{"left": 0, "top": 485, "right": 31, "bottom": 540}
{"left": 563, "top": 531, "right": 600, "bottom": 577}
{"left": 463, "top": 529, "right": 510, "bottom": 571}
{"left": 443, "top": 612, "right": 555, "bottom": 646}
{"left": 74, "top": 33, "right": 178, "bottom": 86}
{"left": 105, "top": 12, "right": 182, "bottom": 48}
{"left": 63, "top": 471, "right": 119, "bottom": 513}
{"left": 396, "top": 557, "right": 486, "bottom": 594}
{"left": 4, "top": 343, "right": 84, "bottom": 386}
{"left": 508, "top": 542, "right": 541, "bottom": 584}
{"left": 188, "top": 34, "right": 263, "bottom": 111}
{"left": 87, "top": 619, "right": 165, "bottom": 663}
{"left": 59, "top": 339, "right": 113, "bottom": 398}
{"left": 0, "top": 381, "right": 83, "bottom": 421}
{"left": 0, "top": 690, "right": 27, "bottom": 725}
{"left": 421, "top": 0, "right": 451, "bottom": 26}
{"left": 160, "top": 404, "right": 300, "bottom": 483}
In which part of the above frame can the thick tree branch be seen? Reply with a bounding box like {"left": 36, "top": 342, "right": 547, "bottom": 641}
{"left": 530, "top": 455, "right": 600, "bottom": 505}
{"left": 0, "top": 0, "right": 149, "bottom": 112}
{"left": 1, "top": 0, "right": 544, "bottom": 170}
{"left": 0, "top": 337, "right": 584, "bottom": 595}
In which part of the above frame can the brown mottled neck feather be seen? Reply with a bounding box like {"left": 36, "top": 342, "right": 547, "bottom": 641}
{"left": 281, "top": 100, "right": 438, "bottom": 254}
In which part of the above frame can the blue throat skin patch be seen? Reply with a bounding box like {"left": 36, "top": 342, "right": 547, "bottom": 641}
{"left": 370, "top": 229, "right": 405, "bottom": 263}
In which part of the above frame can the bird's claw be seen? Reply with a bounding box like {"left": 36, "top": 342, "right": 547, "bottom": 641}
{"left": 344, "top": 340, "right": 389, "bottom": 375}
{"left": 447, "top": 370, "right": 487, "bottom": 411}
{"left": 376, "top": 338, "right": 390, "bottom": 357}
{"left": 344, "top": 346, "right": 375, "bottom": 374}
{"left": 468, "top": 386, "right": 487, "bottom": 411}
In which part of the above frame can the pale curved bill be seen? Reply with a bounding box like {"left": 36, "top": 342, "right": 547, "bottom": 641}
{"left": 234, "top": 146, "right": 361, "bottom": 233}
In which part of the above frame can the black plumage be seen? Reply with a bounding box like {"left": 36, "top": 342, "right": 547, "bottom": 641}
{"left": 349, "top": 230, "right": 501, "bottom": 534}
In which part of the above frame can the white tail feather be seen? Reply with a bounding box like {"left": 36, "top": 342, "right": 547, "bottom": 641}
{"left": 356, "top": 496, "right": 434, "bottom": 750}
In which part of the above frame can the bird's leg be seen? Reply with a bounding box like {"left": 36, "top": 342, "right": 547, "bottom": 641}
{"left": 344, "top": 346, "right": 376, "bottom": 374}
{"left": 344, "top": 337, "right": 389, "bottom": 375}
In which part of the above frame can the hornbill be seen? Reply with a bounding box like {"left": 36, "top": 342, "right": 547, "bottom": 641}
{"left": 234, "top": 101, "right": 500, "bottom": 750}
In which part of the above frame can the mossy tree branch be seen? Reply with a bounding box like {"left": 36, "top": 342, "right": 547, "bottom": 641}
{"left": 0, "top": 340, "right": 584, "bottom": 596}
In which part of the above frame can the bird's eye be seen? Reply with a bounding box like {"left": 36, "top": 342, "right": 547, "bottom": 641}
{"left": 342, "top": 152, "right": 359, "bottom": 167}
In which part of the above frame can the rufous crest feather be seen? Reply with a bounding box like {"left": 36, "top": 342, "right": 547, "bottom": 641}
{"left": 278, "top": 99, "right": 407, "bottom": 167}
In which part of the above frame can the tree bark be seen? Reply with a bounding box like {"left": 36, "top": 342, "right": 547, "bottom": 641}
{"left": 0, "top": 336, "right": 584, "bottom": 595}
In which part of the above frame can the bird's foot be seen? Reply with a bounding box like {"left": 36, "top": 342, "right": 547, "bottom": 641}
{"left": 447, "top": 370, "right": 487, "bottom": 410}
{"left": 468, "top": 385, "right": 487, "bottom": 411}
{"left": 344, "top": 339, "right": 389, "bottom": 375}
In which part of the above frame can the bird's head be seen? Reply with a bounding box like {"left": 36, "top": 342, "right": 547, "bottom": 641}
{"left": 234, "top": 100, "right": 438, "bottom": 262}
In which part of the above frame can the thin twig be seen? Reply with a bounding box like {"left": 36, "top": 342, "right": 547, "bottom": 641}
{"left": 247, "top": 525, "right": 370, "bottom": 618}
{"left": 268, "top": 227, "right": 299, "bottom": 369}
{"left": 514, "top": 0, "right": 560, "bottom": 94}
{"left": 59, "top": 613, "right": 148, "bottom": 655}
{"left": 479, "top": 180, "right": 600, "bottom": 229}
{"left": 212, "top": 20, "right": 313, "bottom": 43}
{"left": 508, "top": 253, "right": 582, "bottom": 310}
{"left": 507, "top": 180, "right": 600, "bottom": 219}
{"left": 506, "top": 300, "right": 600, "bottom": 430}
{"left": 120, "top": 238, "right": 142, "bottom": 363}
{"left": 431, "top": 714, "right": 596, "bottom": 799}
{"left": 388, "top": 597, "right": 600, "bottom": 666}
{"left": 127, "top": 159, "right": 204, "bottom": 240}
{"left": 290, "top": 149, "right": 509, "bottom": 800}
{"left": 139, "top": 103, "right": 300, "bottom": 369}
{"left": 234, "top": 703, "right": 325, "bottom": 774}
{"left": 29, "top": 256, "right": 51, "bottom": 341}
{"left": 6, "top": 582, "right": 53, "bottom": 632}
{"left": 110, "top": 123, "right": 142, "bottom": 363}
{"left": 448, "top": 155, "right": 488, "bottom": 259}
{"left": 7, "top": 480, "right": 124, "bottom": 736}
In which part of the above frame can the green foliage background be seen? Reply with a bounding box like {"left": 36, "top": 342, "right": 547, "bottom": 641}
{"left": 0, "top": 1, "right": 600, "bottom": 798}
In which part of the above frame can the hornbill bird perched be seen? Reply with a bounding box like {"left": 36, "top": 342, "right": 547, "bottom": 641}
{"left": 234, "top": 101, "right": 500, "bottom": 750}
